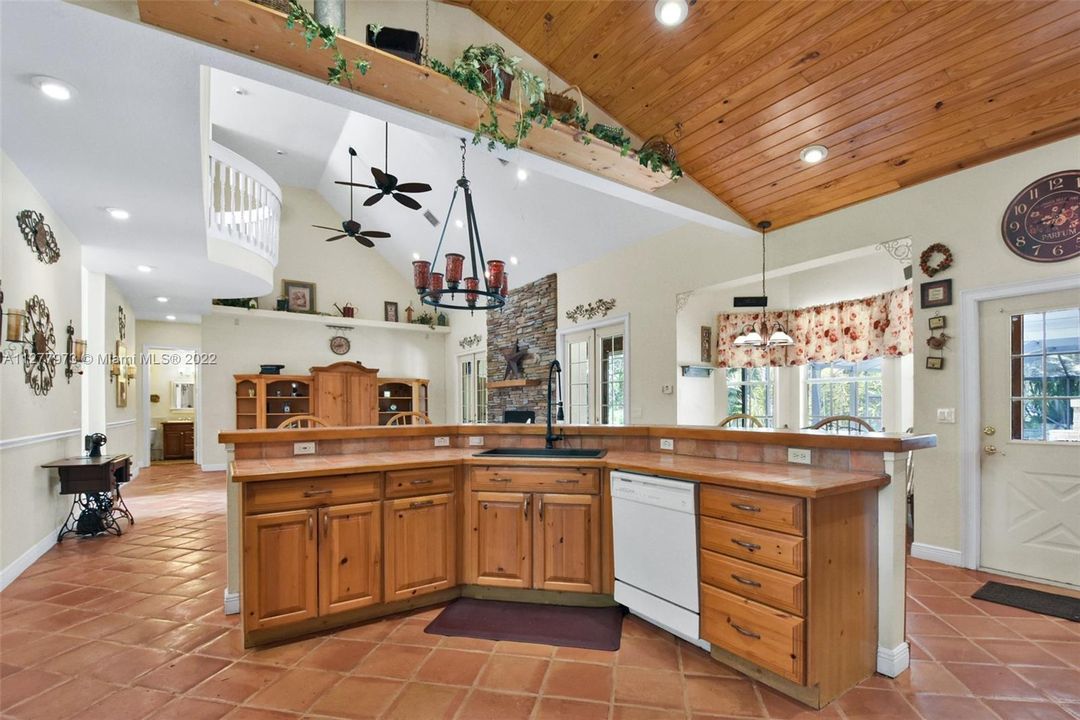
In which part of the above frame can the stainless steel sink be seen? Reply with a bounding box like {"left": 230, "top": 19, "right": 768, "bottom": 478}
{"left": 473, "top": 447, "right": 607, "bottom": 458}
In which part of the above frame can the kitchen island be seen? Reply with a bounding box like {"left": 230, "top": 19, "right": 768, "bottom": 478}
{"left": 220, "top": 424, "right": 934, "bottom": 708}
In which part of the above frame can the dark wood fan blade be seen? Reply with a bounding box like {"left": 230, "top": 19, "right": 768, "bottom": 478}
{"left": 312, "top": 224, "right": 343, "bottom": 231}
{"left": 395, "top": 183, "right": 432, "bottom": 193}
{"left": 355, "top": 235, "right": 375, "bottom": 248}
{"left": 334, "top": 181, "right": 379, "bottom": 189}
{"left": 359, "top": 231, "right": 391, "bottom": 239}
{"left": 363, "top": 193, "right": 383, "bottom": 207}
{"left": 370, "top": 166, "right": 389, "bottom": 188}
{"left": 324, "top": 234, "right": 348, "bottom": 242}
{"left": 393, "top": 193, "right": 422, "bottom": 210}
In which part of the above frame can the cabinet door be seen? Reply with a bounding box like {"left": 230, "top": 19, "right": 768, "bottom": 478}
{"left": 346, "top": 374, "right": 377, "bottom": 426}
{"left": 314, "top": 373, "right": 347, "bottom": 426}
{"left": 533, "top": 493, "right": 601, "bottom": 593}
{"left": 384, "top": 493, "right": 456, "bottom": 601}
{"left": 243, "top": 510, "right": 318, "bottom": 631}
{"left": 319, "top": 501, "right": 382, "bottom": 615}
{"left": 469, "top": 492, "right": 531, "bottom": 588}
{"left": 163, "top": 429, "right": 183, "bottom": 459}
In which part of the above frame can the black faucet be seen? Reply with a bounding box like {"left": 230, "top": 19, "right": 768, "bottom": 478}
{"left": 545, "top": 360, "right": 565, "bottom": 449}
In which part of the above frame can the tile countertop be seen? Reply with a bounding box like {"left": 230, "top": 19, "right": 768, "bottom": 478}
{"left": 229, "top": 449, "right": 889, "bottom": 498}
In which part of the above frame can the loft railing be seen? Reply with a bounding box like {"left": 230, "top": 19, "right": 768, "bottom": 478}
{"left": 207, "top": 141, "right": 281, "bottom": 267}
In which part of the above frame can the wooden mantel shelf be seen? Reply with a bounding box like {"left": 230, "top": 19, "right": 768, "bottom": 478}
{"left": 486, "top": 378, "right": 542, "bottom": 389}
{"left": 136, "top": 0, "right": 671, "bottom": 194}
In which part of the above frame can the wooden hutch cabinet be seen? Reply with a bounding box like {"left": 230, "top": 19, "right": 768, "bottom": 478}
{"left": 311, "top": 362, "right": 379, "bottom": 426}
{"left": 234, "top": 375, "right": 313, "bottom": 430}
{"left": 376, "top": 378, "right": 430, "bottom": 424}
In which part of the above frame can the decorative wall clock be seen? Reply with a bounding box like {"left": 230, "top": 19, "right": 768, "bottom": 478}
{"left": 17, "top": 210, "right": 61, "bottom": 264}
{"left": 1001, "top": 170, "right": 1080, "bottom": 262}
{"left": 22, "top": 295, "right": 58, "bottom": 396}
{"left": 329, "top": 335, "right": 350, "bottom": 355}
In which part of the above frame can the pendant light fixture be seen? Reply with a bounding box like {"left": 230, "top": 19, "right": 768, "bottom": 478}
{"left": 733, "top": 220, "right": 794, "bottom": 348}
{"left": 412, "top": 140, "right": 507, "bottom": 311}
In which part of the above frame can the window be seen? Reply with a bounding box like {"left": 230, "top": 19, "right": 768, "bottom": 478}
{"left": 725, "top": 367, "right": 775, "bottom": 427}
{"left": 806, "top": 358, "right": 883, "bottom": 430}
{"left": 561, "top": 321, "right": 627, "bottom": 425}
{"left": 1011, "top": 308, "right": 1079, "bottom": 441}
{"left": 458, "top": 352, "right": 487, "bottom": 423}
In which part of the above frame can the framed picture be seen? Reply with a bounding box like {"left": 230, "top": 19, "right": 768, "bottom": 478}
{"left": 117, "top": 377, "right": 128, "bottom": 407}
{"left": 920, "top": 279, "right": 953, "bottom": 308}
{"left": 384, "top": 301, "right": 399, "bottom": 322}
{"left": 700, "top": 325, "right": 712, "bottom": 363}
{"left": 926, "top": 356, "right": 944, "bottom": 370}
{"left": 282, "top": 280, "right": 316, "bottom": 314}
{"left": 928, "top": 315, "right": 946, "bottom": 331}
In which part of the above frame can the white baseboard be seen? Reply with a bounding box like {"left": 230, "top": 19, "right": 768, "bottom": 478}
{"left": 877, "top": 642, "right": 910, "bottom": 677}
{"left": 1, "top": 524, "right": 62, "bottom": 591}
{"left": 223, "top": 590, "right": 240, "bottom": 615}
{"left": 910, "top": 542, "right": 963, "bottom": 567}
{"left": 201, "top": 463, "right": 227, "bottom": 472}
{"left": 131, "top": 464, "right": 141, "bottom": 479}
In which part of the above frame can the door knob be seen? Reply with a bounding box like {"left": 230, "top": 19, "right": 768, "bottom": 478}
{"left": 984, "top": 444, "right": 999, "bottom": 455}
{"left": 983, "top": 426, "right": 996, "bottom": 436}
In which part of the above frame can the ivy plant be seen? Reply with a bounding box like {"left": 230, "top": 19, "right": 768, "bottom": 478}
{"left": 285, "top": 0, "right": 370, "bottom": 86}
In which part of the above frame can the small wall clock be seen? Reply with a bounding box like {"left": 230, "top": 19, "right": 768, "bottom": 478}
{"left": 1001, "top": 170, "right": 1080, "bottom": 262}
{"left": 329, "top": 335, "right": 351, "bottom": 355}
{"left": 23, "top": 294, "right": 58, "bottom": 396}
{"left": 17, "top": 210, "right": 61, "bottom": 264}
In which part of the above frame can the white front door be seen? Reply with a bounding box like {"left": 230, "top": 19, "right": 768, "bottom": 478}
{"left": 562, "top": 322, "right": 627, "bottom": 425}
{"left": 979, "top": 290, "right": 1080, "bottom": 587}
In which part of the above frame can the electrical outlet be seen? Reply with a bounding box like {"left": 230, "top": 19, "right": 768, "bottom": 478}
{"left": 788, "top": 448, "right": 812, "bottom": 465}
{"left": 659, "top": 438, "right": 674, "bottom": 451}
{"left": 936, "top": 408, "right": 956, "bottom": 424}
{"left": 468, "top": 436, "right": 484, "bottom": 446}
{"left": 433, "top": 436, "right": 450, "bottom": 447}
{"left": 661, "top": 384, "right": 674, "bottom": 395}
{"left": 293, "top": 442, "right": 316, "bottom": 455}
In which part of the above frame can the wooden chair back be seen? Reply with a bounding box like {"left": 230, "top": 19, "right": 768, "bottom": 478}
{"left": 717, "top": 413, "right": 764, "bottom": 428}
{"left": 386, "top": 411, "right": 432, "bottom": 426}
{"left": 276, "top": 415, "right": 328, "bottom": 429}
{"left": 808, "top": 415, "right": 876, "bottom": 433}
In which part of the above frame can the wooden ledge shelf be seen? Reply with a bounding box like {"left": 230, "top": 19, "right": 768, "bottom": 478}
{"left": 486, "top": 379, "right": 542, "bottom": 389}
{"left": 211, "top": 306, "right": 450, "bottom": 334}
{"left": 137, "top": 0, "right": 672, "bottom": 194}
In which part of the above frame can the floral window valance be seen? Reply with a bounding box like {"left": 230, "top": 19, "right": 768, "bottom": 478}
{"left": 715, "top": 286, "right": 913, "bottom": 368}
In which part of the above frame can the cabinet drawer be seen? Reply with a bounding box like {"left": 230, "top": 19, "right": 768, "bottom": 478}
{"left": 701, "top": 584, "right": 804, "bottom": 684}
{"left": 245, "top": 473, "right": 381, "bottom": 513}
{"left": 700, "top": 486, "right": 804, "bottom": 536}
{"left": 472, "top": 467, "right": 599, "bottom": 493}
{"left": 701, "top": 517, "right": 805, "bottom": 576}
{"left": 701, "top": 550, "right": 805, "bottom": 616}
{"left": 385, "top": 466, "right": 455, "bottom": 498}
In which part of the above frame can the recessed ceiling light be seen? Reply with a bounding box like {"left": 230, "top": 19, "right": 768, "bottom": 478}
{"left": 510, "top": 256, "right": 519, "bottom": 265}
{"left": 275, "top": 149, "right": 287, "bottom": 156}
{"left": 455, "top": 219, "right": 464, "bottom": 229}
{"left": 165, "top": 315, "right": 176, "bottom": 321}
{"left": 106, "top": 207, "right": 130, "bottom": 220}
{"left": 156, "top": 296, "right": 169, "bottom": 303}
{"left": 799, "top": 144, "right": 829, "bottom": 164}
{"left": 232, "top": 86, "right": 247, "bottom": 96}
{"left": 516, "top": 168, "right": 528, "bottom": 182}
{"left": 655, "top": 0, "right": 689, "bottom": 26}
{"left": 412, "top": 252, "right": 421, "bottom": 261}
{"left": 136, "top": 265, "right": 154, "bottom": 273}
{"left": 32, "top": 75, "right": 74, "bottom": 101}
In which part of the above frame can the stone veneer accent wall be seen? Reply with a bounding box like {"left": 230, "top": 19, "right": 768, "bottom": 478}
{"left": 486, "top": 273, "right": 557, "bottom": 422}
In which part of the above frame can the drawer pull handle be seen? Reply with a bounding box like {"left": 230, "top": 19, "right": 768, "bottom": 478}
{"left": 523, "top": 495, "right": 530, "bottom": 519}
{"left": 556, "top": 479, "right": 580, "bottom": 484}
{"left": 731, "top": 574, "right": 762, "bottom": 588}
{"left": 303, "top": 489, "right": 333, "bottom": 497}
{"left": 410, "top": 479, "right": 434, "bottom": 485}
{"left": 730, "top": 623, "right": 761, "bottom": 640}
{"left": 732, "top": 539, "right": 761, "bottom": 551}
{"left": 410, "top": 500, "right": 435, "bottom": 509}
{"left": 731, "top": 502, "right": 761, "bottom": 513}
{"left": 307, "top": 514, "right": 313, "bottom": 540}
{"left": 489, "top": 477, "right": 512, "bottom": 483}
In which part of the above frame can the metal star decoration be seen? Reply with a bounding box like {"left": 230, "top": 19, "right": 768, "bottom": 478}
{"left": 501, "top": 341, "right": 533, "bottom": 380}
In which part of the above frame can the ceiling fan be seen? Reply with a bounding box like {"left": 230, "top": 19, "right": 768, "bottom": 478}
{"left": 313, "top": 147, "right": 392, "bottom": 248}
{"left": 336, "top": 123, "right": 431, "bottom": 210}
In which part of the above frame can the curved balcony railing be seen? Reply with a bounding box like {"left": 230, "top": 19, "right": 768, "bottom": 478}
{"left": 207, "top": 141, "right": 281, "bottom": 267}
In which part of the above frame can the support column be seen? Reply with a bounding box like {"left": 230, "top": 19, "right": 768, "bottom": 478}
{"left": 877, "top": 451, "right": 910, "bottom": 676}
{"left": 314, "top": 0, "right": 345, "bottom": 33}
{"left": 224, "top": 443, "right": 241, "bottom": 615}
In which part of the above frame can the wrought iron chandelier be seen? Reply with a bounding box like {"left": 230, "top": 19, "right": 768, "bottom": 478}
{"left": 734, "top": 220, "right": 794, "bottom": 348}
{"left": 412, "top": 140, "right": 507, "bottom": 311}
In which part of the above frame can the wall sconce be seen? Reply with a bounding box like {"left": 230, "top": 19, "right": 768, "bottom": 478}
{"left": 110, "top": 360, "right": 121, "bottom": 383}
{"left": 125, "top": 363, "right": 136, "bottom": 381}
{"left": 1, "top": 282, "right": 28, "bottom": 345}
{"left": 65, "top": 321, "right": 87, "bottom": 382}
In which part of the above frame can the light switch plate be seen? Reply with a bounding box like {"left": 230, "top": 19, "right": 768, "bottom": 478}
{"left": 433, "top": 436, "right": 450, "bottom": 447}
{"left": 659, "top": 438, "right": 674, "bottom": 451}
{"left": 788, "top": 448, "right": 812, "bottom": 465}
{"left": 661, "top": 384, "right": 674, "bottom": 395}
{"left": 936, "top": 408, "right": 956, "bottom": 423}
{"left": 293, "top": 442, "right": 316, "bottom": 455}
{"left": 468, "top": 436, "right": 484, "bottom": 446}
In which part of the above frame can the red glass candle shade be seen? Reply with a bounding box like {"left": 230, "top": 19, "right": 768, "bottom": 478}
{"left": 464, "top": 276, "right": 479, "bottom": 307}
{"left": 412, "top": 260, "right": 431, "bottom": 294}
{"left": 429, "top": 272, "right": 444, "bottom": 302}
{"left": 500, "top": 272, "right": 509, "bottom": 298}
{"left": 444, "top": 253, "right": 465, "bottom": 287}
{"left": 486, "top": 260, "right": 505, "bottom": 292}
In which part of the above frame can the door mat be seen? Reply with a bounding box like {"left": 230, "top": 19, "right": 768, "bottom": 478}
{"left": 425, "top": 598, "right": 624, "bottom": 650}
{"left": 972, "top": 581, "right": 1080, "bottom": 622}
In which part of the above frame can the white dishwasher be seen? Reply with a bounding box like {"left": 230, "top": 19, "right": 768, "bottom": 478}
{"left": 610, "top": 471, "right": 707, "bottom": 649}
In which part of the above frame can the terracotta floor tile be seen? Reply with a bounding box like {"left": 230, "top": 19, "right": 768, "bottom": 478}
{"left": 7, "top": 676, "right": 119, "bottom": 720}
{"left": 543, "top": 660, "right": 614, "bottom": 702}
{"left": 384, "top": 618, "right": 442, "bottom": 647}
{"left": 889, "top": 660, "right": 970, "bottom": 695}
{"left": 414, "top": 648, "right": 490, "bottom": 686}
{"left": 95, "top": 685, "right": 175, "bottom": 717}
{"left": 308, "top": 675, "right": 404, "bottom": 718}
{"left": 617, "top": 635, "right": 681, "bottom": 670}
{"left": 908, "top": 613, "right": 963, "bottom": 637}
{"left": 189, "top": 661, "right": 284, "bottom": 703}
{"left": 63, "top": 611, "right": 139, "bottom": 639}
{"left": 836, "top": 687, "right": 921, "bottom": 719}
{"left": 436, "top": 634, "right": 498, "bottom": 653}
{"left": 945, "top": 663, "right": 1047, "bottom": 700}
{"left": 36, "top": 639, "right": 126, "bottom": 675}
{"left": 332, "top": 617, "right": 401, "bottom": 642}
{"left": 0, "top": 632, "right": 84, "bottom": 669}
{"left": 979, "top": 639, "right": 1072, "bottom": 667}
{"left": 906, "top": 693, "right": 999, "bottom": 719}
{"left": 353, "top": 642, "right": 431, "bottom": 680}
{"left": 1002, "top": 618, "right": 1080, "bottom": 643}
{"left": 0, "top": 668, "right": 66, "bottom": 711}
{"left": 296, "top": 638, "right": 376, "bottom": 672}
{"left": 1013, "top": 666, "right": 1080, "bottom": 703}
{"left": 942, "top": 615, "right": 1023, "bottom": 639}
{"left": 90, "top": 646, "right": 178, "bottom": 684}
{"left": 552, "top": 645, "right": 616, "bottom": 664}
{"left": 916, "top": 595, "right": 988, "bottom": 616}
{"left": 916, "top": 635, "right": 1000, "bottom": 663}
{"left": 759, "top": 685, "right": 842, "bottom": 719}
{"left": 494, "top": 639, "right": 556, "bottom": 657}
{"left": 685, "top": 675, "right": 763, "bottom": 716}
{"left": 613, "top": 666, "right": 685, "bottom": 709}
{"left": 149, "top": 696, "right": 235, "bottom": 720}
{"left": 194, "top": 628, "right": 249, "bottom": 660}
{"left": 381, "top": 681, "right": 466, "bottom": 720}
{"left": 983, "top": 699, "right": 1078, "bottom": 719}
{"left": 610, "top": 704, "right": 687, "bottom": 720}
{"left": 110, "top": 617, "right": 184, "bottom": 644}
{"left": 242, "top": 637, "right": 322, "bottom": 666}
{"left": 136, "top": 653, "right": 232, "bottom": 693}
{"left": 475, "top": 654, "right": 549, "bottom": 693}
{"left": 244, "top": 667, "right": 341, "bottom": 713}
{"left": 221, "top": 707, "right": 300, "bottom": 720}
{"left": 534, "top": 697, "right": 611, "bottom": 720}
{"left": 455, "top": 688, "right": 536, "bottom": 719}
{"left": 1038, "top": 641, "right": 1080, "bottom": 669}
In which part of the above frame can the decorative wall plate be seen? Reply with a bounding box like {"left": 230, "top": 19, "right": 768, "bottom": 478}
{"left": 17, "top": 210, "right": 60, "bottom": 264}
{"left": 23, "top": 295, "right": 58, "bottom": 396}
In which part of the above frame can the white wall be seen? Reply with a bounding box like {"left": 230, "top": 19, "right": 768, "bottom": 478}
{"left": 103, "top": 275, "right": 137, "bottom": 459}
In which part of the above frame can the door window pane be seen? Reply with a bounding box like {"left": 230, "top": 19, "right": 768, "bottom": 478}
{"left": 600, "top": 334, "right": 625, "bottom": 425}
{"left": 1011, "top": 308, "right": 1080, "bottom": 441}
{"left": 567, "top": 339, "right": 591, "bottom": 424}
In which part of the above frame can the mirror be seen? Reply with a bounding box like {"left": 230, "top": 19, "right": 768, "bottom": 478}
{"left": 171, "top": 381, "right": 195, "bottom": 410}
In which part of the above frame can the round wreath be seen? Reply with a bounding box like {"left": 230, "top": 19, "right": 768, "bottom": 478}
{"left": 920, "top": 243, "right": 953, "bottom": 277}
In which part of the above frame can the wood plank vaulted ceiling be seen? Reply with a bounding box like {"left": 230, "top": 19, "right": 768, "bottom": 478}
{"left": 458, "top": 0, "right": 1080, "bottom": 228}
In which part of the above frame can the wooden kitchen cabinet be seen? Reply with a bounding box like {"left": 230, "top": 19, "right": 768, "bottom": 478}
{"left": 311, "top": 362, "right": 378, "bottom": 426}
{"left": 384, "top": 492, "right": 456, "bottom": 601}
{"left": 243, "top": 509, "right": 318, "bottom": 630}
{"left": 318, "top": 501, "right": 382, "bottom": 615}
{"left": 470, "top": 491, "right": 532, "bottom": 588}
{"left": 533, "top": 493, "right": 601, "bottom": 593}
